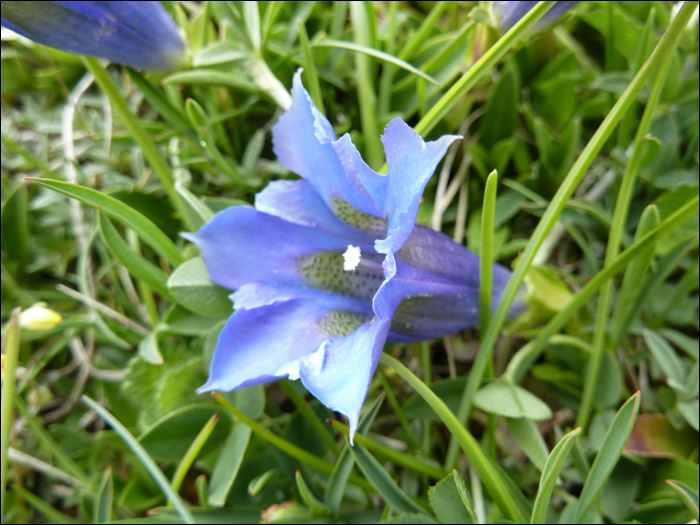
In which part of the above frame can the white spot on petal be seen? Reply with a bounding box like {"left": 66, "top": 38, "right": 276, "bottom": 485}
{"left": 343, "top": 245, "right": 361, "bottom": 271}
{"left": 275, "top": 360, "right": 300, "bottom": 381}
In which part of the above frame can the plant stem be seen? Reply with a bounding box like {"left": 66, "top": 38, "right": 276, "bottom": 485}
{"left": 1, "top": 309, "right": 20, "bottom": 519}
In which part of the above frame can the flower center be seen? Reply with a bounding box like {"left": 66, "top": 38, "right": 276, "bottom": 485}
{"left": 299, "top": 250, "right": 384, "bottom": 301}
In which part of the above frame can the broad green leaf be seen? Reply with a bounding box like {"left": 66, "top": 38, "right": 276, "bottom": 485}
{"left": 666, "top": 480, "right": 699, "bottom": 521}
{"left": 82, "top": 396, "right": 195, "bottom": 524}
{"left": 643, "top": 329, "right": 687, "bottom": 390}
{"left": 677, "top": 400, "right": 699, "bottom": 431}
{"left": 574, "top": 393, "right": 641, "bottom": 523}
{"left": 349, "top": 442, "right": 427, "bottom": 515}
{"left": 99, "top": 211, "right": 174, "bottom": 301}
{"left": 659, "top": 329, "right": 699, "bottom": 360}
{"left": 453, "top": 470, "right": 479, "bottom": 524}
{"left": 480, "top": 64, "right": 519, "bottom": 148}
{"left": 208, "top": 424, "right": 252, "bottom": 507}
{"left": 653, "top": 186, "right": 700, "bottom": 254}
{"left": 138, "top": 404, "right": 232, "bottom": 462}
{"left": 167, "top": 256, "right": 233, "bottom": 317}
{"left": 94, "top": 468, "right": 113, "bottom": 524}
{"left": 624, "top": 414, "right": 698, "bottom": 459}
{"left": 0, "top": 182, "right": 29, "bottom": 264}
{"left": 428, "top": 471, "right": 476, "bottom": 524}
{"left": 325, "top": 394, "right": 384, "bottom": 516}
{"left": 505, "top": 417, "right": 549, "bottom": 472}
{"left": 473, "top": 381, "right": 552, "bottom": 420}
{"left": 403, "top": 377, "right": 466, "bottom": 421}
{"left": 26, "top": 178, "right": 184, "bottom": 267}
{"left": 531, "top": 428, "right": 581, "bottom": 524}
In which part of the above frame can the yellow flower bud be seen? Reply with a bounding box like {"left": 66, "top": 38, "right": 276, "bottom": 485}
{"left": 19, "top": 303, "right": 63, "bottom": 331}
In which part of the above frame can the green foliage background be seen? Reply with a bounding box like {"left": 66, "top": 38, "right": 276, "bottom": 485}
{"left": 1, "top": 1, "right": 698, "bottom": 523}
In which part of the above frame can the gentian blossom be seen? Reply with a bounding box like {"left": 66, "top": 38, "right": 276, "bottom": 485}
{"left": 494, "top": 1, "right": 578, "bottom": 32}
{"left": 1, "top": 1, "right": 185, "bottom": 70}
{"left": 186, "top": 71, "right": 522, "bottom": 440}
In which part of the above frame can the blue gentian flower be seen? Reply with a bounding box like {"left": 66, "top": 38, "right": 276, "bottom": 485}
{"left": 186, "top": 71, "right": 522, "bottom": 440}
{"left": 494, "top": 1, "right": 578, "bottom": 32}
{"left": 1, "top": 1, "right": 185, "bottom": 70}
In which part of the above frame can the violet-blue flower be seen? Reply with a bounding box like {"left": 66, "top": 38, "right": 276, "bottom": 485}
{"left": 1, "top": 1, "right": 185, "bottom": 70}
{"left": 494, "top": 1, "right": 578, "bottom": 32}
{"left": 186, "top": 71, "right": 522, "bottom": 440}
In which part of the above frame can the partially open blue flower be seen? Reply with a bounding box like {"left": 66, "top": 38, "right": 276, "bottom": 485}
{"left": 494, "top": 1, "right": 578, "bottom": 32}
{"left": 186, "top": 71, "right": 523, "bottom": 440}
{"left": 1, "top": 1, "right": 185, "bottom": 70}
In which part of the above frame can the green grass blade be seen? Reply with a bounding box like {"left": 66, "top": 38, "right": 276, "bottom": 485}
{"left": 329, "top": 420, "right": 446, "bottom": 479}
{"left": 296, "top": 470, "right": 330, "bottom": 516}
{"left": 175, "top": 181, "right": 214, "bottom": 231}
{"left": 162, "top": 69, "right": 260, "bottom": 95}
{"left": 171, "top": 414, "right": 219, "bottom": 494}
{"left": 414, "top": 1, "right": 555, "bottom": 137}
{"left": 350, "top": 441, "right": 427, "bottom": 515}
{"left": 612, "top": 204, "right": 660, "bottom": 345}
{"left": 579, "top": 5, "right": 683, "bottom": 430}
{"left": 531, "top": 428, "right": 581, "bottom": 524}
{"left": 13, "top": 485, "right": 80, "bottom": 525}
{"left": 397, "top": 1, "right": 449, "bottom": 61}
{"left": 208, "top": 424, "right": 251, "bottom": 507}
{"left": 94, "top": 467, "right": 114, "bottom": 524}
{"left": 574, "top": 392, "right": 641, "bottom": 523}
{"left": 350, "top": 1, "right": 382, "bottom": 169}
{"left": 314, "top": 40, "right": 442, "bottom": 87}
{"left": 642, "top": 329, "right": 687, "bottom": 389}
{"left": 81, "top": 57, "right": 193, "bottom": 231}
{"left": 380, "top": 353, "right": 527, "bottom": 523}
{"left": 480, "top": 170, "right": 498, "bottom": 338}
{"left": 1, "top": 308, "right": 20, "bottom": 519}
{"left": 81, "top": 396, "right": 195, "bottom": 524}
{"left": 378, "top": 372, "right": 422, "bottom": 451}
{"left": 298, "top": 22, "right": 324, "bottom": 113}
{"left": 212, "top": 392, "right": 372, "bottom": 492}
{"left": 98, "top": 210, "right": 175, "bottom": 301}
{"left": 503, "top": 196, "right": 700, "bottom": 384}
{"left": 26, "top": 178, "right": 184, "bottom": 267}
{"left": 126, "top": 69, "right": 192, "bottom": 132}
{"left": 279, "top": 379, "right": 339, "bottom": 456}
{"left": 446, "top": 2, "right": 698, "bottom": 468}
{"left": 325, "top": 393, "right": 384, "bottom": 516}
{"left": 665, "top": 480, "right": 699, "bottom": 521}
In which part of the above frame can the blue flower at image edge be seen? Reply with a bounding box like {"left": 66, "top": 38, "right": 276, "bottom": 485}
{"left": 1, "top": 1, "right": 184, "bottom": 70}
{"left": 185, "top": 71, "right": 524, "bottom": 440}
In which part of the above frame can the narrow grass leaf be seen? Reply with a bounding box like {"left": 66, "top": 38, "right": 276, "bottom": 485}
{"left": 325, "top": 393, "right": 384, "bottom": 515}
{"left": 27, "top": 178, "right": 184, "bottom": 267}
{"left": 166, "top": 256, "right": 233, "bottom": 317}
{"left": 330, "top": 420, "right": 446, "bottom": 479}
{"left": 163, "top": 69, "right": 260, "bottom": 95}
{"left": 81, "top": 396, "right": 195, "bottom": 524}
{"left": 666, "top": 480, "right": 699, "bottom": 521}
{"left": 381, "top": 354, "right": 527, "bottom": 522}
{"left": 574, "top": 392, "right": 641, "bottom": 523}
{"left": 94, "top": 468, "right": 113, "bottom": 524}
{"left": 13, "top": 486, "right": 80, "bottom": 525}
{"left": 397, "top": 1, "right": 449, "bottom": 60}
{"left": 212, "top": 392, "right": 372, "bottom": 491}
{"left": 314, "top": 40, "right": 442, "bottom": 86}
{"left": 208, "top": 424, "right": 251, "bottom": 507}
{"left": 126, "top": 69, "right": 192, "bottom": 132}
{"left": 350, "top": 442, "right": 427, "bottom": 515}
{"left": 1, "top": 309, "right": 20, "bottom": 518}
{"left": 428, "top": 470, "right": 476, "bottom": 524}
{"left": 659, "top": 329, "right": 699, "bottom": 360}
{"left": 171, "top": 414, "right": 219, "bottom": 494}
{"left": 531, "top": 428, "right": 581, "bottom": 524}
{"left": 296, "top": 470, "right": 330, "bottom": 516}
{"left": 99, "top": 210, "right": 174, "bottom": 301}
{"left": 298, "top": 21, "right": 324, "bottom": 113}
{"left": 642, "top": 329, "right": 686, "bottom": 389}
{"left": 480, "top": 170, "right": 498, "bottom": 337}
{"left": 175, "top": 181, "right": 214, "bottom": 231}
{"left": 193, "top": 43, "right": 250, "bottom": 67}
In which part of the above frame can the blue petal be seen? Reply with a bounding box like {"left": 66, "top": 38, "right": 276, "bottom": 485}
{"left": 375, "top": 119, "right": 461, "bottom": 255}
{"left": 299, "top": 318, "right": 391, "bottom": 440}
{"left": 494, "top": 1, "right": 578, "bottom": 32}
{"left": 272, "top": 71, "right": 379, "bottom": 219}
{"left": 182, "top": 206, "right": 375, "bottom": 291}
{"left": 255, "top": 179, "right": 374, "bottom": 245}
{"left": 198, "top": 299, "right": 332, "bottom": 392}
{"left": 1, "top": 1, "right": 185, "bottom": 70}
